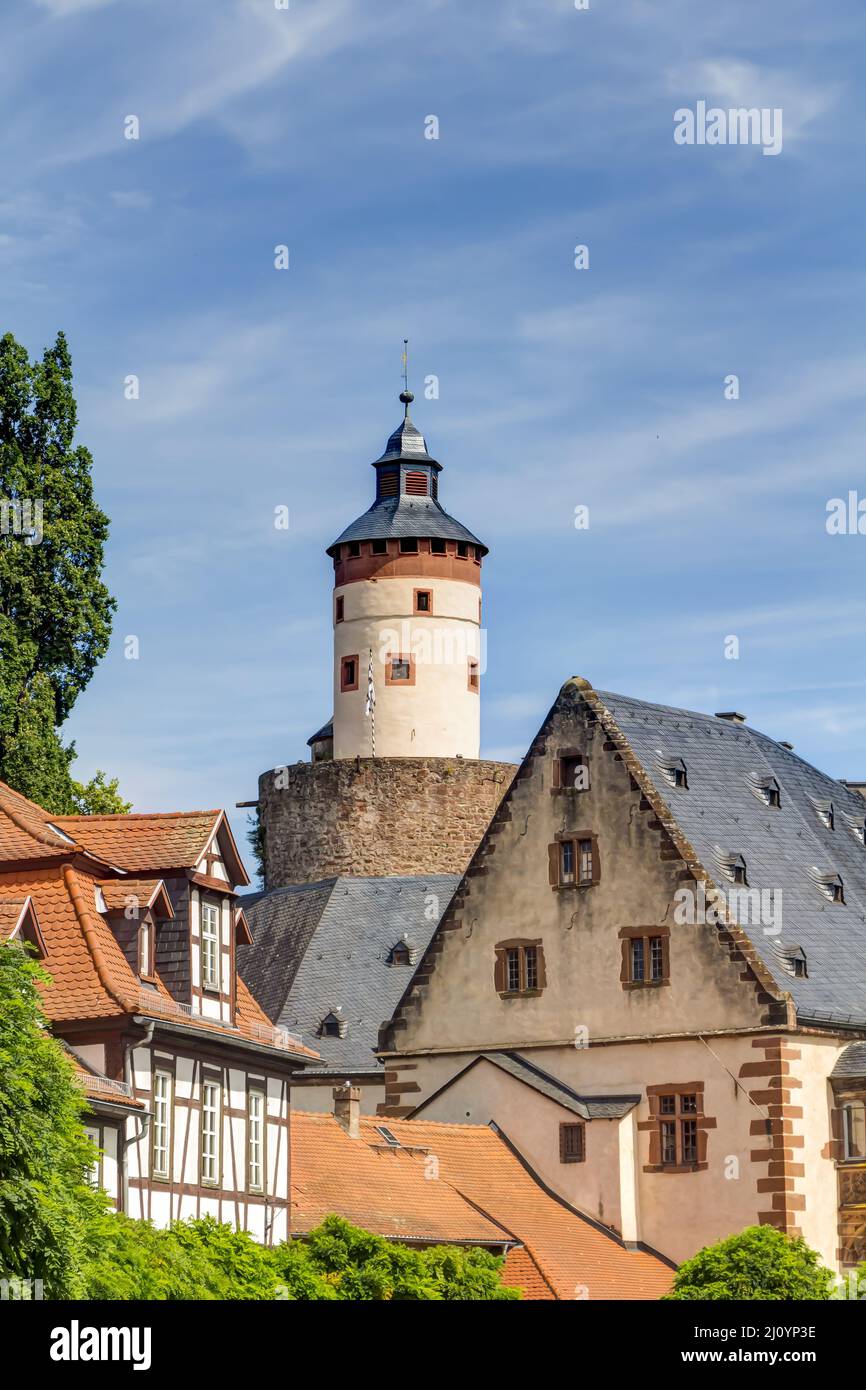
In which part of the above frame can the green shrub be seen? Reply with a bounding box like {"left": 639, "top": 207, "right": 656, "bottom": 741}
{"left": 664, "top": 1225, "right": 834, "bottom": 1301}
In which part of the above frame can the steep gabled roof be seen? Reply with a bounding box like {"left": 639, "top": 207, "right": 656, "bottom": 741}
{"left": 290, "top": 1111, "right": 673, "bottom": 1299}
{"left": 0, "top": 781, "right": 91, "bottom": 865}
{"left": 53, "top": 809, "right": 241, "bottom": 877}
{"left": 240, "top": 875, "right": 459, "bottom": 1070}
{"left": 413, "top": 1051, "right": 641, "bottom": 1121}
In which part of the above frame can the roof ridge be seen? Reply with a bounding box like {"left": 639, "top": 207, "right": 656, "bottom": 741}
{"left": 57, "top": 809, "right": 221, "bottom": 824}
{"left": 0, "top": 792, "right": 81, "bottom": 852}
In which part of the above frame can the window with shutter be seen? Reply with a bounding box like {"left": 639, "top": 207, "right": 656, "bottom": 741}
{"left": 494, "top": 939, "right": 546, "bottom": 997}
{"left": 559, "top": 1122, "right": 586, "bottom": 1164}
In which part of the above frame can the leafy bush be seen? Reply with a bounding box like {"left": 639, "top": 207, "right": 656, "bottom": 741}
{"left": 664, "top": 1225, "right": 834, "bottom": 1301}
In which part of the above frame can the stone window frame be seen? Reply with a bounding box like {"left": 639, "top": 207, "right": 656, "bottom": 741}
{"left": 548, "top": 831, "right": 600, "bottom": 891}
{"left": 551, "top": 747, "right": 590, "bottom": 795}
{"left": 619, "top": 925, "right": 671, "bottom": 990}
{"left": 340, "top": 654, "right": 359, "bottom": 692}
{"left": 640, "top": 1082, "right": 712, "bottom": 1174}
{"left": 335, "top": 595, "right": 344, "bottom": 624}
{"left": 493, "top": 938, "right": 546, "bottom": 999}
{"left": 413, "top": 588, "right": 434, "bottom": 616}
{"left": 559, "top": 1122, "right": 586, "bottom": 1164}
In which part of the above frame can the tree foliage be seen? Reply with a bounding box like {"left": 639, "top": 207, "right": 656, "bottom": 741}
{"left": 0, "top": 330, "right": 120, "bottom": 813}
{"left": 664, "top": 1225, "right": 834, "bottom": 1301}
{"left": 84, "top": 1213, "right": 518, "bottom": 1301}
{"left": 0, "top": 942, "right": 104, "bottom": 1298}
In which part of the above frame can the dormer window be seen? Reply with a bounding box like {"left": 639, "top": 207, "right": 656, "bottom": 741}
{"left": 714, "top": 849, "right": 748, "bottom": 886}
{"left": 810, "top": 797, "right": 835, "bottom": 830}
{"left": 201, "top": 902, "right": 221, "bottom": 990}
{"left": 811, "top": 868, "right": 845, "bottom": 903}
{"left": 138, "top": 915, "right": 153, "bottom": 978}
{"left": 731, "top": 861, "right": 747, "bottom": 886}
{"left": 388, "top": 937, "right": 418, "bottom": 967}
{"left": 844, "top": 812, "right": 866, "bottom": 846}
{"left": 319, "top": 1010, "right": 348, "bottom": 1039}
{"left": 656, "top": 753, "right": 687, "bottom": 790}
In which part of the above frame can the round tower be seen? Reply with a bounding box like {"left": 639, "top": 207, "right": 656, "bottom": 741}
{"left": 326, "top": 389, "right": 486, "bottom": 760}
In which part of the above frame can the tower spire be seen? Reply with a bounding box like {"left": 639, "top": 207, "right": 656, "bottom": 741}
{"left": 399, "top": 338, "right": 413, "bottom": 417}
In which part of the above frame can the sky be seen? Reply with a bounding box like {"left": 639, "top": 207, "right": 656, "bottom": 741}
{"left": 2, "top": 0, "right": 865, "bottom": 865}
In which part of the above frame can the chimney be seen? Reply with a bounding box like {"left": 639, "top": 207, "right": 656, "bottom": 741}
{"left": 333, "top": 1083, "right": 361, "bottom": 1139}
{"left": 714, "top": 711, "right": 746, "bottom": 724}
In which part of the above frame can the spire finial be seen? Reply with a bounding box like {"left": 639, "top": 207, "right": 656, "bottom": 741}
{"left": 399, "top": 337, "right": 414, "bottom": 415}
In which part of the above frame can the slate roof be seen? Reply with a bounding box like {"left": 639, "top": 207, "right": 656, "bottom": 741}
{"left": 290, "top": 1111, "right": 673, "bottom": 1299}
{"left": 589, "top": 685, "right": 866, "bottom": 1029}
{"left": 417, "top": 1051, "right": 641, "bottom": 1120}
{"left": 239, "top": 875, "right": 459, "bottom": 1070}
{"left": 329, "top": 494, "right": 485, "bottom": 554}
{"left": 831, "top": 1042, "right": 866, "bottom": 1079}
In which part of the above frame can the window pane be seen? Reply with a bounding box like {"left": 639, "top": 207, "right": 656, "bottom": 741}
{"left": 153, "top": 1072, "right": 171, "bottom": 1177}
{"left": 525, "top": 946, "right": 538, "bottom": 990}
{"left": 560, "top": 840, "right": 574, "bottom": 881}
{"left": 661, "top": 1120, "right": 677, "bottom": 1164}
{"left": 201, "top": 1081, "right": 220, "bottom": 1183}
{"left": 680, "top": 1093, "right": 697, "bottom": 1114}
{"left": 578, "top": 839, "right": 593, "bottom": 883}
{"left": 249, "top": 1092, "right": 264, "bottom": 1191}
{"left": 650, "top": 937, "right": 664, "bottom": 981}
{"left": 391, "top": 659, "right": 411, "bottom": 681}
{"left": 659, "top": 1094, "right": 676, "bottom": 1114}
{"left": 631, "top": 939, "right": 645, "bottom": 982}
{"left": 506, "top": 948, "right": 520, "bottom": 992}
{"left": 681, "top": 1119, "right": 698, "bottom": 1163}
{"left": 201, "top": 903, "right": 220, "bottom": 990}
{"left": 845, "top": 1104, "right": 866, "bottom": 1159}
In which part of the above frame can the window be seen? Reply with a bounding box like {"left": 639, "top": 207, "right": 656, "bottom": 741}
{"left": 201, "top": 902, "right": 220, "bottom": 991}
{"left": 560, "top": 840, "right": 574, "bottom": 884}
{"left": 467, "top": 657, "right": 480, "bottom": 693}
{"left": 430, "top": 538, "right": 447, "bottom": 555}
{"left": 83, "top": 1125, "right": 101, "bottom": 1187}
{"left": 843, "top": 1102, "right": 866, "bottom": 1160}
{"left": 340, "top": 654, "right": 359, "bottom": 692}
{"left": 494, "top": 940, "right": 546, "bottom": 996}
{"left": 138, "top": 914, "right": 153, "bottom": 977}
{"left": 766, "top": 781, "right": 781, "bottom": 808}
{"left": 248, "top": 1090, "right": 265, "bottom": 1193}
{"left": 347, "top": 541, "right": 361, "bottom": 558}
{"left": 560, "top": 1123, "right": 586, "bottom": 1164}
{"left": 319, "top": 1010, "right": 348, "bottom": 1038}
{"left": 556, "top": 751, "right": 589, "bottom": 792}
{"left": 399, "top": 537, "right": 418, "bottom": 554}
{"left": 456, "top": 542, "right": 468, "bottom": 558}
{"left": 647, "top": 1087, "right": 706, "bottom": 1171}
{"left": 152, "top": 1071, "right": 172, "bottom": 1179}
{"left": 335, "top": 595, "right": 344, "bottom": 623}
{"left": 201, "top": 1080, "right": 221, "bottom": 1185}
{"left": 550, "top": 835, "right": 599, "bottom": 889}
{"left": 731, "top": 860, "right": 747, "bottom": 885}
{"left": 385, "top": 653, "right": 415, "bottom": 686}
{"left": 371, "top": 538, "right": 388, "bottom": 554}
{"left": 621, "top": 929, "right": 669, "bottom": 987}
{"left": 414, "top": 589, "right": 432, "bottom": 614}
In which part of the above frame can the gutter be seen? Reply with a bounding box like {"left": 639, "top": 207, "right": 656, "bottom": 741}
{"left": 120, "top": 1020, "right": 154, "bottom": 1216}
{"left": 132, "top": 1014, "right": 314, "bottom": 1067}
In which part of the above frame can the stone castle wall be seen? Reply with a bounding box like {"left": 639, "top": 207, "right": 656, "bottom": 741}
{"left": 258, "top": 757, "right": 517, "bottom": 886}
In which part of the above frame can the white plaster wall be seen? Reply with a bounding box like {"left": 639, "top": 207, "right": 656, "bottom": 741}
{"left": 333, "top": 575, "right": 481, "bottom": 758}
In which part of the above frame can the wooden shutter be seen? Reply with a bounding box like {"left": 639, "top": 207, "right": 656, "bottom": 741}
{"left": 548, "top": 843, "right": 559, "bottom": 887}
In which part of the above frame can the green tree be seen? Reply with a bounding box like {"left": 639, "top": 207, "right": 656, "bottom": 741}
{"left": 0, "top": 330, "right": 119, "bottom": 814}
{"left": 0, "top": 942, "right": 104, "bottom": 1298}
{"left": 664, "top": 1225, "right": 834, "bottom": 1301}
{"left": 71, "top": 770, "right": 131, "bottom": 815}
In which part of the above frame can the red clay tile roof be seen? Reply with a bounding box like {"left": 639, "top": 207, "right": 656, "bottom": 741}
{"left": 54, "top": 810, "right": 222, "bottom": 873}
{"left": 501, "top": 1246, "right": 556, "bottom": 1299}
{"left": 290, "top": 1111, "right": 513, "bottom": 1246}
{"left": 0, "top": 782, "right": 83, "bottom": 864}
{"left": 291, "top": 1112, "right": 673, "bottom": 1300}
{"left": 96, "top": 879, "right": 174, "bottom": 916}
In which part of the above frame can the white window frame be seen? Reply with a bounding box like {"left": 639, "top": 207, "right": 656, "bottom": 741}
{"left": 83, "top": 1124, "right": 102, "bottom": 1188}
{"left": 201, "top": 901, "right": 220, "bottom": 991}
{"left": 201, "top": 1079, "right": 221, "bottom": 1185}
{"left": 152, "top": 1070, "right": 172, "bottom": 1179}
{"left": 248, "top": 1089, "right": 265, "bottom": 1193}
{"left": 138, "top": 914, "right": 152, "bottom": 977}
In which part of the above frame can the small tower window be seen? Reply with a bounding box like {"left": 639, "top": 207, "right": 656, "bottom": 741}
{"left": 385, "top": 654, "right": 415, "bottom": 686}
{"left": 456, "top": 542, "right": 468, "bottom": 558}
{"left": 341, "top": 655, "right": 359, "bottom": 692}
{"left": 371, "top": 539, "right": 388, "bottom": 555}
{"left": 399, "top": 538, "right": 418, "bottom": 554}
{"left": 404, "top": 471, "right": 428, "bottom": 496}
{"left": 430, "top": 539, "right": 447, "bottom": 555}
{"left": 335, "top": 596, "right": 344, "bottom": 623}
{"left": 347, "top": 541, "right": 361, "bottom": 558}
{"left": 414, "top": 589, "right": 433, "bottom": 615}
{"left": 467, "top": 658, "right": 480, "bottom": 693}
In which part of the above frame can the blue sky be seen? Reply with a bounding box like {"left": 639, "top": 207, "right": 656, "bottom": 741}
{"left": 3, "top": 0, "right": 865, "bottom": 858}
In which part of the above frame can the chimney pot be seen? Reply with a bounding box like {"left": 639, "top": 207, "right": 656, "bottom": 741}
{"left": 714, "top": 711, "right": 746, "bottom": 724}
{"left": 333, "top": 1083, "right": 361, "bottom": 1139}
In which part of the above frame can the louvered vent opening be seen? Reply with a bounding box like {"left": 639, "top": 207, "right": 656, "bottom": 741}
{"left": 378, "top": 470, "right": 399, "bottom": 498}
{"left": 404, "top": 471, "right": 429, "bottom": 496}
{"left": 431, "top": 474, "right": 438, "bottom": 499}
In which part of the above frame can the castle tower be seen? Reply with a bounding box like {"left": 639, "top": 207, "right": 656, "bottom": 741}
{"left": 326, "top": 388, "right": 486, "bottom": 760}
{"left": 255, "top": 376, "right": 515, "bottom": 887}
